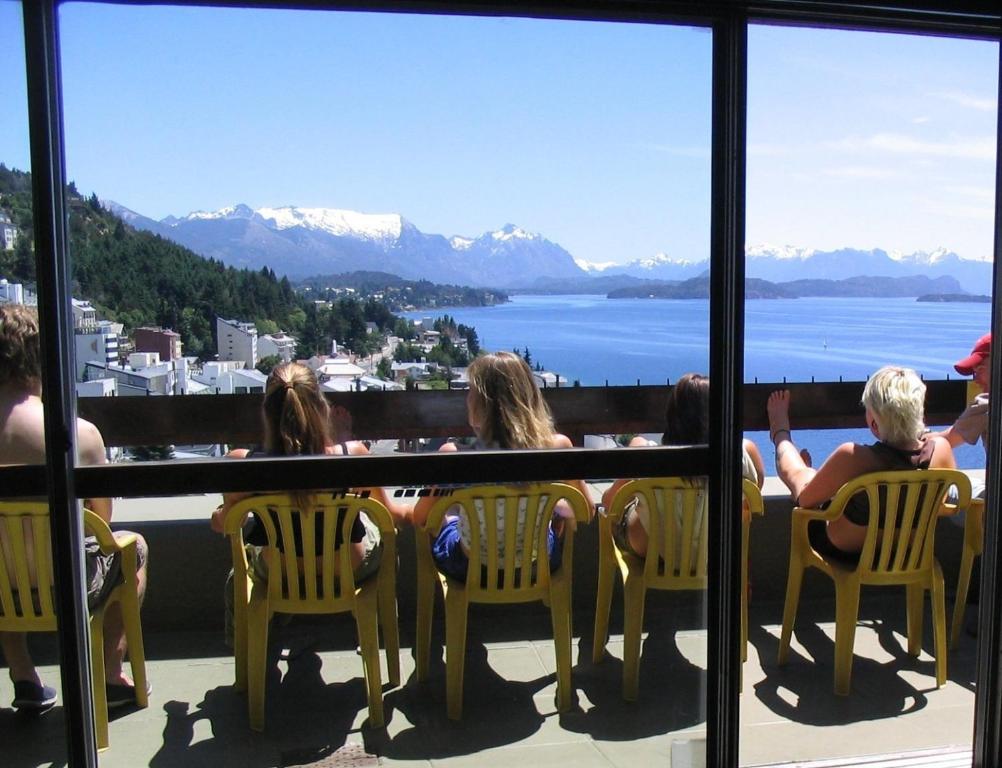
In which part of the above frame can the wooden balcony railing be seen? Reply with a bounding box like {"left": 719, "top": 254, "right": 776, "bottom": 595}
{"left": 76, "top": 379, "right": 974, "bottom": 447}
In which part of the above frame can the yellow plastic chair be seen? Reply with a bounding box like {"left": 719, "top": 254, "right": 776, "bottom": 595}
{"left": 592, "top": 476, "right": 758, "bottom": 699}
{"left": 944, "top": 497, "right": 985, "bottom": 645}
{"left": 223, "top": 493, "right": 399, "bottom": 730}
{"left": 741, "top": 478, "right": 765, "bottom": 665}
{"left": 413, "top": 483, "right": 591, "bottom": 720}
{"left": 0, "top": 502, "right": 148, "bottom": 750}
{"left": 777, "top": 469, "right": 970, "bottom": 695}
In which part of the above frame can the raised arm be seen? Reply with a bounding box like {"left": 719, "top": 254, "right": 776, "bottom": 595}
{"left": 209, "top": 448, "right": 250, "bottom": 533}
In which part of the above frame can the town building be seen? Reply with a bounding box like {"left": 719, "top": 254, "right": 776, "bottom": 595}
{"left": 0, "top": 212, "right": 16, "bottom": 251}
{"left": 82, "top": 353, "right": 193, "bottom": 396}
{"left": 134, "top": 326, "right": 183, "bottom": 362}
{"left": 258, "top": 331, "right": 297, "bottom": 363}
{"left": 74, "top": 321, "right": 120, "bottom": 381}
{"left": 216, "top": 316, "right": 258, "bottom": 368}
{"left": 71, "top": 298, "right": 98, "bottom": 331}
{"left": 0, "top": 278, "right": 25, "bottom": 305}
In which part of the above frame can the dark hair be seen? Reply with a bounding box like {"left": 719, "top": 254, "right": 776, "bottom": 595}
{"left": 262, "top": 362, "right": 332, "bottom": 456}
{"left": 0, "top": 304, "right": 42, "bottom": 390}
{"left": 661, "top": 373, "right": 710, "bottom": 446}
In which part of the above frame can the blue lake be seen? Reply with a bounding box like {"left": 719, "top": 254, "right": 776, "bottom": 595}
{"left": 406, "top": 295, "right": 991, "bottom": 471}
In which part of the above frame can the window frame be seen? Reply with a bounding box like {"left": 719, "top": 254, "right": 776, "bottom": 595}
{"left": 13, "top": 2, "right": 1002, "bottom": 767}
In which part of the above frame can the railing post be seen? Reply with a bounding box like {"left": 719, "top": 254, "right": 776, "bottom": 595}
{"left": 22, "top": 0, "right": 98, "bottom": 765}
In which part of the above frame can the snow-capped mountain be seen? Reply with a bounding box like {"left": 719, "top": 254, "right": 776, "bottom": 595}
{"left": 105, "top": 199, "right": 991, "bottom": 293}
{"left": 582, "top": 252, "right": 709, "bottom": 281}
{"left": 107, "top": 203, "right": 585, "bottom": 288}
{"left": 583, "top": 244, "right": 990, "bottom": 293}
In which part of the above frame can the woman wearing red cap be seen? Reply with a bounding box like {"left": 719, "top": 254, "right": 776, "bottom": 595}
{"left": 933, "top": 332, "right": 991, "bottom": 475}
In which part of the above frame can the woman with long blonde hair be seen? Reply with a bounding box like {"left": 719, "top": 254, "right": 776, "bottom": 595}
{"left": 411, "top": 351, "right": 591, "bottom": 579}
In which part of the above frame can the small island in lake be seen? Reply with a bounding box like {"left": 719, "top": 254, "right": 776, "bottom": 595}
{"left": 916, "top": 293, "right": 991, "bottom": 303}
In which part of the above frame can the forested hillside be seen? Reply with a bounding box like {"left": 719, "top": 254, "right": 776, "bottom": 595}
{"left": 0, "top": 164, "right": 403, "bottom": 359}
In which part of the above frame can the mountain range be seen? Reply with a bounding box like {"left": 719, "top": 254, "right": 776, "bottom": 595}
{"left": 106, "top": 201, "right": 993, "bottom": 293}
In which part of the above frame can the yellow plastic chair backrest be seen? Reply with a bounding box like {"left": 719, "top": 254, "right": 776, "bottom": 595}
{"left": 606, "top": 476, "right": 709, "bottom": 590}
{"left": 0, "top": 501, "right": 58, "bottom": 632}
{"left": 223, "top": 492, "right": 395, "bottom": 614}
{"left": 420, "top": 483, "right": 591, "bottom": 602}
{"left": 821, "top": 469, "right": 970, "bottom": 583}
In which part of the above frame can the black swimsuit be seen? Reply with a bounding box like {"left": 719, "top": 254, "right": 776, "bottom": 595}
{"left": 242, "top": 445, "right": 366, "bottom": 555}
{"left": 807, "top": 439, "right": 935, "bottom": 563}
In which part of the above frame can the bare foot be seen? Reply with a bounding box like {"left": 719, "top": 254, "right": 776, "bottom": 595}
{"left": 767, "top": 390, "right": 792, "bottom": 440}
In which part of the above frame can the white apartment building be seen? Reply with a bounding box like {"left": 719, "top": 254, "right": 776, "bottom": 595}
{"left": 213, "top": 367, "right": 268, "bottom": 394}
{"left": 258, "top": 331, "right": 297, "bottom": 364}
{"left": 216, "top": 317, "right": 258, "bottom": 368}
{"left": 0, "top": 278, "right": 24, "bottom": 305}
{"left": 83, "top": 355, "right": 192, "bottom": 396}
{"left": 71, "top": 298, "right": 98, "bottom": 332}
{"left": 73, "top": 321, "right": 120, "bottom": 381}
{"left": 0, "top": 212, "right": 16, "bottom": 251}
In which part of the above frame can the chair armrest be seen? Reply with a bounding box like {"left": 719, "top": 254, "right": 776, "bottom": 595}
{"left": 83, "top": 508, "right": 135, "bottom": 554}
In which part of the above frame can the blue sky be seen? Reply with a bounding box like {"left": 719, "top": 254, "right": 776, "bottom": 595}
{"left": 0, "top": 2, "right": 997, "bottom": 266}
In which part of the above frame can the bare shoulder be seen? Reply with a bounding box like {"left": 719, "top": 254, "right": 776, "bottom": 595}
{"left": 927, "top": 434, "right": 958, "bottom": 469}
{"left": 75, "top": 416, "right": 108, "bottom": 466}
{"left": 550, "top": 433, "right": 574, "bottom": 449}
{"left": 344, "top": 440, "right": 370, "bottom": 456}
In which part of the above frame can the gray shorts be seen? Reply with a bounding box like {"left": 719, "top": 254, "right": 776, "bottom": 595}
{"left": 85, "top": 531, "right": 149, "bottom": 611}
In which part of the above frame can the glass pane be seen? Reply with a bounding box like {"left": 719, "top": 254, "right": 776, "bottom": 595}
{"left": 57, "top": 2, "right": 714, "bottom": 761}
{"left": 0, "top": 0, "right": 73, "bottom": 760}
{"left": 743, "top": 24, "right": 998, "bottom": 765}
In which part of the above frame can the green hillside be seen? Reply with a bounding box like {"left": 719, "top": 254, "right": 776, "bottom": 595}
{"left": 0, "top": 164, "right": 402, "bottom": 360}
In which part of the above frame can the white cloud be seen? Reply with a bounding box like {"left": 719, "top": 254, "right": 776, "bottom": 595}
{"left": 911, "top": 116, "right": 930, "bottom": 125}
{"left": 829, "top": 133, "right": 996, "bottom": 160}
{"left": 822, "top": 165, "right": 897, "bottom": 180}
{"left": 930, "top": 90, "right": 998, "bottom": 112}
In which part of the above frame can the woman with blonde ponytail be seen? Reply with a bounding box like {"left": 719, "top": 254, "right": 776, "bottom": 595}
{"left": 211, "top": 362, "right": 405, "bottom": 644}
{"left": 411, "top": 351, "right": 593, "bottom": 580}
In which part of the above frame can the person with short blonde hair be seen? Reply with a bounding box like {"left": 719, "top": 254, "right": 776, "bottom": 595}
{"left": 861, "top": 366, "right": 927, "bottom": 445}
{"left": 767, "top": 364, "right": 956, "bottom": 560}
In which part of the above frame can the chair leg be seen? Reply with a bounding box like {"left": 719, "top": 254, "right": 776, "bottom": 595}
{"left": 951, "top": 546, "right": 975, "bottom": 646}
{"left": 833, "top": 578, "right": 861, "bottom": 696}
{"left": 246, "top": 599, "right": 270, "bottom": 732}
{"left": 932, "top": 565, "right": 948, "bottom": 688}
{"left": 906, "top": 582, "right": 924, "bottom": 657}
{"left": 233, "top": 573, "right": 250, "bottom": 693}
{"left": 415, "top": 542, "right": 437, "bottom": 683}
{"left": 592, "top": 521, "right": 616, "bottom": 664}
{"left": 550, "top": 572, "right": 574, "bottom": 712}
{"left": 444, "top": 585, "right": 469, "bottom": 720}
{"left": 90, "top": 609, "right": 110, "bottom": 751}
{"left": 377, "top": 569, "right": 400, "bottom": 688}
{"left": 777, "top": 556, "right": 804, "bottom": 666}
{"left": 355, "top": 587, "right": 385, "bottom": 728}
{"left": 120, "top": 580, "right": 148, "bottom": 708}
{"left": 621, "top": 573, "right": 647, "bottom": 702}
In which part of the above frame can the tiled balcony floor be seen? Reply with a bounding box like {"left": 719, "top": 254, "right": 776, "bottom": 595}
{"left": 1, "top": 595, "right": 979, "bottom": 768}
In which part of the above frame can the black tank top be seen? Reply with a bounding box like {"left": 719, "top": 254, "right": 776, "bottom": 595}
{"left": 843, "top": 439, "right": 936, "bottom": 526}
